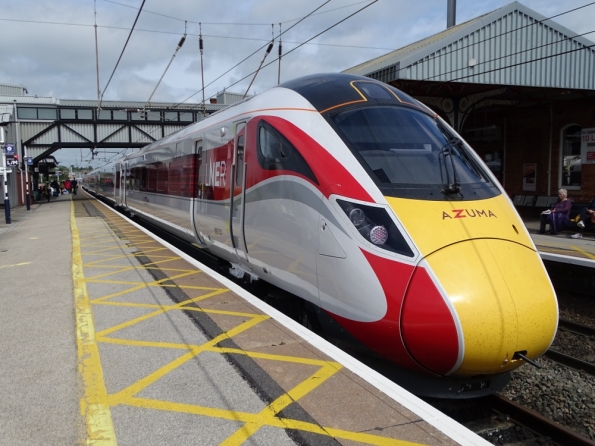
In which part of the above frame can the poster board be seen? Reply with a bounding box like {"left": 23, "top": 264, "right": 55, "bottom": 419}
{"left": 522, "top": 163, "right": 536, "bottom": 191}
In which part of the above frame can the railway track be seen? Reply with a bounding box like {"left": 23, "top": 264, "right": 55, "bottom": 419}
{"left": 480, "top": 394, "right": 595, "bottom": 446}
{"left": 546, "top": 319, "right": 595, "bottom": 376}
{"left": 558, "top": 318, "right": 595, "bottom": 337}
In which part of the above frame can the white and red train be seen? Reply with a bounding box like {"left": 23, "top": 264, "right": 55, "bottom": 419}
{"left": 83, "top": 73, "right": 558, "bottom": 397}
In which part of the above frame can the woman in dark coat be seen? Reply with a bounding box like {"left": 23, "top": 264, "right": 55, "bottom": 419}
{"left": 539, "top": 188, "right": 572, "bottom": 235}
{"left": 571, "top": 196, "right": 595, "bottom": 239}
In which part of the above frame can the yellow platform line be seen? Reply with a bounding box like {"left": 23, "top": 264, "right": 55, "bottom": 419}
{"left": 72, "top": 201, "right": 117, "bottom": 445}
{"left": 571, "top": 246, "right": 595, "bottom": 260}
{"left": 0, "top": 262, "right": 31, "bottom": 269}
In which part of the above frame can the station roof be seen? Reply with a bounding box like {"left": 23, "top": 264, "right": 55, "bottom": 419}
{"left": 0, "top": 95, "right": 223, "bottom": 112}
{"left": 58, "top": 99, "right": 223, "bottom": 112}
{"left": 344, "top": 1, "right": 595, "bottom": 91}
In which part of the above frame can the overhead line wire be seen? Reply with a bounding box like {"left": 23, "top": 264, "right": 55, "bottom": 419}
{"left": 218, "top": 0, "right": 379, "bottom": 95}
{"left": 131, "top": 0, "right": 377, "bottom": 146}
{"left": 102, "top": 0, "right": 371, "bottom": 25}
{"left": 0, "top": 18, "right": 394, "bottom": 51}
{"left": 99, "top": 0, "right": 146, "bottom": 108}
{"left": 171, "top": 0, "right": 333, "bottom": 108}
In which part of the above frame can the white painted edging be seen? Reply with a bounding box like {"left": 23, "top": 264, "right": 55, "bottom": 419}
{"left": 540, "top": 251, "right": 595, "bottom": 268}
{"left": 94, "top": 197, "right": 490, "bottom": 446}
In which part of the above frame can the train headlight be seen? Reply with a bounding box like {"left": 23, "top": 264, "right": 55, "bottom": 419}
{"left": 369, "top": 226, "right": 388, "bottom": 245}
{"left": 336, "top": 199, "right": 413, "bottom": 257}
{"left": 349, "top": 208, "right": 366, "bottom": 227}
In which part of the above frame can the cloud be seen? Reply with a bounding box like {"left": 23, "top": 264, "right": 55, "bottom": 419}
{"left": 2, "top": 0, "right": 591, "bottom": 166}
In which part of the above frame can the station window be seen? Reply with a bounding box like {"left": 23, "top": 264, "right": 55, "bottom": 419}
{"left": 165, "top": 112, "right": 178, "bottom": 122}
{"left": 38, "top": 108, "right": 57, "bottom": 120}
{"left": 146, "top": 111, "right": 161, "bottom": 121}
{"left": 113, "top": 110, "right": 127, "bottom": 120}
{"left": 16, "top": 107, "right": 58, "bottom": 120}
{"left": 60, "top": 109, "right": 76, "bottom": 119}
{"left": 98, "top": 110, "right": 112, "bottom": 120}
{"left": 78, "top": 109, "right": 93, "bottom": 120}
{"left": 561, "top": 125, "right": 582, "bottom": 188}
{"left": 17, "top": 108, "right": 37, "bottom": 119}
{"left": 180, "top": 112, "right": 193, "bottom": 122}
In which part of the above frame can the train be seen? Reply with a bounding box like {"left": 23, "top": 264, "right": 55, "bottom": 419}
{"left": 83, "top": 73, "right": 558, "bottom": 398}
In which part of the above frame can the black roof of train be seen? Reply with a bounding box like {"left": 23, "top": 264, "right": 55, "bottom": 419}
{"left": 279, "top": 73, "right": 425, "bottom": 115}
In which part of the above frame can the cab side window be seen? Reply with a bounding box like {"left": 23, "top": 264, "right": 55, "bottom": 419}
{"left": 259, "top": 126, "right": 286, "bottom": 160}
{"left": 256, "top": 121, "right": 318, "bottom": 184}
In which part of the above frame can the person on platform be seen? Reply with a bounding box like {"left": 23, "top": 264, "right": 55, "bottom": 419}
{"left": 50, "top": 179, "right": 60, "bottom": 199}
{"left": 64, "top": 178, "right": 71, "bottom": 195}
{"left": 571, "top": 196, "right": 595, "bottom": 239}
{"left": 71, "top": 177, "right": 78, "bottom": 197}
{"left": 539, "top": 189, "right": 572, "bottom": 235}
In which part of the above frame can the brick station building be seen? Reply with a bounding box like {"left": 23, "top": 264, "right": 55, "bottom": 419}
{"left": 345, "top": 1, "right": 595, "bottom": 204}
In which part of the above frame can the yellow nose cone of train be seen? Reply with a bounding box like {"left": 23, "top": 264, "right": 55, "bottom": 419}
{"left": 424, "top": 239, "right": 558, "bottom": 376}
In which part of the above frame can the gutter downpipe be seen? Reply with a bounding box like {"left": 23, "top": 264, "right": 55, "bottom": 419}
{"left": 548, "top": 104, "right": 553, "bottom": 195}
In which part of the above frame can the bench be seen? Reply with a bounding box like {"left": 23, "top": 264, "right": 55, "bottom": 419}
{"left": 514, "top": 195, "right": 557, "bottom": 218}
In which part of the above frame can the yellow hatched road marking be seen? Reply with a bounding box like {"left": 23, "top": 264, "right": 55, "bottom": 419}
{"left": 77, "top": 199, "right": 425, "bottom": 445}
{"left": 95, "top": 289, "right": 230, "bottom": 337}
{"left": 84, "top": 264, "right": 200, "bottom": 272}
{"left": 72, "top": 200, "right": 117, "bottom": 445}
{"left": 86, "top": 270, "right": 200, "bottom": 285}
{"left": 107, "top": 315, "right": 269, "bottom": 406}
{"left": 90, "top": 284, "right": 147, "bottom": 303}
{"left": 221, "top": 362, "right": 340, "bottom": 445}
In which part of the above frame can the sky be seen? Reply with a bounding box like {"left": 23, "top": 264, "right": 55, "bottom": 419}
{"left": 1, "top": 0, "right": 593, "bottom": 168}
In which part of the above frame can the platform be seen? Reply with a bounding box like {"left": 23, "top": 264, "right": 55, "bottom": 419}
{"left": 0, "top": 193, "right": 487, "bottom": 446}
{"left": 523, "top": 218, "right": 595, "bottom": 267}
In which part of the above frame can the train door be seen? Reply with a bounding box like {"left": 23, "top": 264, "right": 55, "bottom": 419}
{"left": 117, "top": 162, "right": 127, "bottom": 206}
{"left": 191, "top": 139, "right": 207, "bottom": 246}
{"left": 230, "top": 123, "right": 248, "bottom": 262}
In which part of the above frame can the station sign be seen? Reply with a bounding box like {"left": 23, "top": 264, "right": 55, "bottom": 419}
{"left": 7, "top": 159, "right": 19, "bottom": 167}
{"left": 27, "top": 157, "right": 34, "bottom": 166}
{"left": 4, "top": 143, "right": 15, "bottom": 156}
{"left": 581, "top": 128, "right": 595, "bottom": 164}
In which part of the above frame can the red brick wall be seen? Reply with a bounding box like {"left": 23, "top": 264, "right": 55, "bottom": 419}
{"left": 465, "top": 98, "right": 595, "bottom": 204}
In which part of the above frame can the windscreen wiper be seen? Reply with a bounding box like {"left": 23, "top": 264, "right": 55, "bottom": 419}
{"left": 440, "top": 140, "right": 461, "bottom": 195}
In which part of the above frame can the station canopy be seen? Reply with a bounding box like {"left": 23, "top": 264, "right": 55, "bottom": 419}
{"left": 343, "top": 1, "right": 595, "bottom": 130}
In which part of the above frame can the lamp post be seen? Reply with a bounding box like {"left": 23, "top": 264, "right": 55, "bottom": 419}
{"left": 1, "top": 126, "right": 11, "bottom": 224}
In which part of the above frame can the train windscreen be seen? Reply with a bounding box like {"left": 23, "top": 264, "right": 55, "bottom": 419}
{"left": 331, "top": 106, "right": 500, "bottom": 201}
